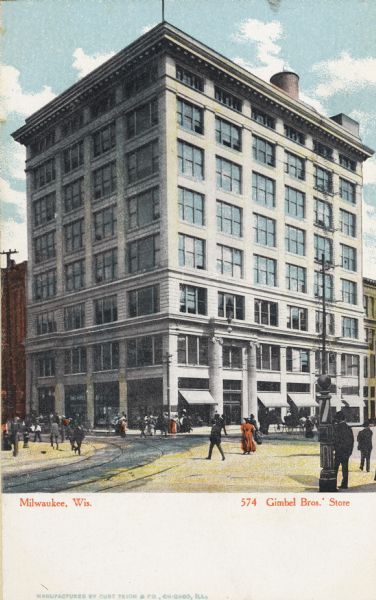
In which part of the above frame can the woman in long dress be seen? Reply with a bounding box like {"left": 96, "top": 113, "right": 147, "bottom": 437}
{"left": 240, "top": 418, "right": 256, "bottom": 455}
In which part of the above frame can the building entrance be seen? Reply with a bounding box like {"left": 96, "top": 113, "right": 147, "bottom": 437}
{"left": 65, "top": 385, "right": 87, "bottom": 422}
{"left": 94, "top": 382, "right": 119, "bottom": 427}
{"left": 127, "top": 378, "right": 163, "bottom": 427}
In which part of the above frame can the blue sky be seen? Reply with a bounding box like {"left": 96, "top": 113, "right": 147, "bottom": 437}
{"left": 1, "top": 0, "right": 375, "bottom": 275}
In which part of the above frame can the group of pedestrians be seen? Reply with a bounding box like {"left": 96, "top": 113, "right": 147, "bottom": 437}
{"left": 206, "top": 413, "right": 262, "bottom": 460}
{"left": 334, "top": 412, "right": 375, "bottom": 489}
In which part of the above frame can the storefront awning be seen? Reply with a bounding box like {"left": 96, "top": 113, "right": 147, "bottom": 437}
{"left": 257, "top": 394, "right": 289, "bottom": 408}
{"left": 341, "top": 396, "right": 364, "bottom": 408}
{"left": 288, "top": 394, "right": 318, "bottom": 408}
{"left": 179, "top": 390, "right": 217, "bottom": 405}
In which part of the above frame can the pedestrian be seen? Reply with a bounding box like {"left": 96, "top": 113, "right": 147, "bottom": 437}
{"left": 304, "top": 416, "right": 314, "bottom": 439}
{"left": 50, "top": 420, "right": 60, "bottom": 449}
{"left": 156, "top": 413, "right": 168, "bottom": 436}
{"left": 249, "top": 413, "right": 258, "bottom": 431}
{"left": 33, "top": 422, "right": 42, "bottom": 442}
{"left": 215, "top": 413, "right": 227, "bottom": 436}
{"left": 169, "top": 415, "right": 178, "bottom": 434}
{"left": 147, "top": 415, "right": 155, "bottom": 436}
{"left": 10, "top": 416, "right": 21, "bottom": 456}
{"left": 72, "top": 424, "right": 85, "bottom": 455}
{"left": 119, "top": 415, "right": 127, "bottom": 438}
{"left": 240, "top": 418, "right": 256, "bottom": 455}
{"left": 333, "top": 411, "right": 354, "bottom": 490}
{"left": 357, "top": 421, "right": 373, "bottom": 472}
{"left": 139, "top": 416, "right": 147, "bottom": 438}
{"left": 206, "top": 419, "right": 225, "bottom": 461}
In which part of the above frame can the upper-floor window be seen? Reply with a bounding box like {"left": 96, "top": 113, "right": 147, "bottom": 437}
{"left": 33, "top": 159, "right": 56, "bottom": 190}
{"left": 342, "top": 317, "right": 358, "bottom": 339}
{"left": 61, "top": 111, "right": 84, "bottom": 137}
{"left": 315, "top": 198, "right": 332, "bottom": 229}
{"left": 94, "top": 249, "right": 117, "bottom": 283}
{"left": 177, "top": 335, "right": 208, "bottom": 365}
{"left": 341, "top": 353, "right": 359, "bottom": 377}
{"left": 252, "top": 107, "right": 275, "bottom": 129}
{"left": 178, "top": 187, "right": 204, "bottom": 226}
{"left": 94, "top": 296, "right": 118, "bottom": 324}
{"left": 256, "top": 344, "right": 280, "bottom": 371}
{"left": 176, "top": 65, "right": 203, "bottom": 91}
{"left": 65, "top": 259, "right": 85, "bottom": 291}
{"left": 93, "top": 162, "right": 117, "bottom": 201}
{"left": 127, "top": 140, "right": 159, "bottom": 183}
{"left": 286, "top": 264, "right": 306, "bottom": 293}
{"left": 339, "top": 178, "right": 356, "bottom": 204}
{"left": 33, "top": 192, "right": 56, "bottom": 228}
{"left": 64, "top": 303, "right": 85, "bottom": 330}
{"left": 64, "top": 347, "right": 87, "bottom": 374}
{"left": 315, "top": 311, "right": 335, "bottom": 336}
{"left": 91, "top": 90, "right": 116, "bottom": 119}
{"left": 339, "top": 154, "right": 356, "bottom": 172}
{"left": 128, "top": 233, "right": 160, "bottom": 273}
{"left": 340, "top": 209, "right": 356, "bottom": 237}
{"left": 341, "top": 279, "right": 357, "bottom": 305}
{"left": 218, "top": 292, "right": 245, "bottom": 320}
{"left": 217, "top": 244, "right": 242, "bottom": 278}
{"left": 286, "top": 348, "right": 310, "bottom": 373}
{"left": 315, "top": 351, "right": 337, "bottom": 376}
{"left": 30, "top": 129, "right": 56, "bottom": 158}
{"left": 285, "top": 224, "right": 305, "bottom": 256}
{"left": 177, "top": 98, "right": 203, "bottom": 134}
{"left": 341, "top": 244, "right": 357, "bottom": 272}
{"left": 254, "top": 299, "right": 278, "bottom": 326}
{"left": 127, "top": 187, "right": 159, "bottom": 230}
{"left": 180, "top": 284, "right": 207, "bottom": 315}
{"left": 93, "top": 122, "right": 116, "bottom": 157}
{"left": 63, "top": 141, "right": 84, "bottom": 174}
{"left": 214, "top": 86, "right": 242, "bottom": 112}
{"left": 313, "top": 140, "right": 333, "bottom": 160}
{"left": 34, "top": 231, "right": 56, "bottom": 263}
{"left": 215, "top": 116, "right": 241, "bottom": 151}
{"left": 128, "top": 285, "right": 160, "bottom": 317}
{"left": 223, "top": 345, "right": 243, "bottom": 369}
{"left": 93, "top": 341, "right": 119, "bottom": 371}
{"left": 285, "top": 151, "right": 305, "bottom": 180}
{"left": 93, "top": 205, "right": 117, "bottom": 241}
{"left": 216, "top": 156, "right": 241, "bottom": 193}
{"left": 254, "top": 213, "right": 276, "bottom": 247}
{"left": 314, "top": 271, "right": 333, "bottom": 301}
{"left": 34, "top": 270, "right": 57, "bottom": 301}
{"left": 64, "top": 219, "right": 84, "bottom": 253}
{"left": 179, "top": 234, "right": 205, "bottom": 270}
{"left": 178, "top": 140, "right": 204, "bottom": 179}
{"left": 287, "top": 306, "right": 307, "bottom": 331}
{"left": 285, "top": 186, "right": 305, "bottom": 219}
{"left": 252, "top": 136, "right": 275, "bottom": 166}
{"left": 252, "top": 172, "right": 275, "bottom": 208}
{"left": 127, "top": 336, "right": 163, "bottom": 368}
{"left": 126, "top": 99, "right": 158, "bottom": 138}
{"left": 36, "top": 311, "right": 57, "bottom": 335}
{"left": 124, "top": 60, "right": 158, "bottom": 99}
{"left": 254, "top": 255, "right": 277, "bottom": 287}
{"left": 314, "top": 165, "right": 332, "bottom": 193}
{"left": 37, "top": 353, "right": 55, "bottom": 377}
{"left": 314, "top": 234, "right": 333, "bottom": 265}
{"left": 64, "top": 178, "right": 84, "bottom": 213}
{"left": 284, "top": 125, "right": 305, "bottom": 145}
{"left": 217, "top": 201, "right": 242, "bottom": 237}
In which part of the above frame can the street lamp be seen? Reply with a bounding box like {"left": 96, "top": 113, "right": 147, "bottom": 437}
{"left": 163, "top": 352, "right": 173, "bottom": 424}
{"left": 317, "top": 374, "right": 337, "bottom": 492}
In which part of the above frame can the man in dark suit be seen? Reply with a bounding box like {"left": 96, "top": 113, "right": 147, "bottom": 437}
{"left": 334, "top": 411, "right": 354, "bottom": 489}
{"left": 357, "top": 421, "right": 373, "bottom": 472}
{"left": 206, "top": 419, "right": 225, "bottom": 460}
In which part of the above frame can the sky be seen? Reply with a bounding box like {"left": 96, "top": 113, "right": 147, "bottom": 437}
{"left": 1, "top": 0, "right": 375, "bottom": 276}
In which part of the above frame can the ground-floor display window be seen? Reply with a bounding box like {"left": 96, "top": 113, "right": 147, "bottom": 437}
{"left": 94, "top": 382, "right": 119, "bottom": 427}
{"left": 223, "top": 380, "right": 241, "bottom": 424}
{"left": 65, "top": 385, "right": 87, "bottom": 422}
{"left": 127, "top": 378, "right": 163, "bottom": 427}
{"left": 38, "top": 387, "right": 55, "bottom": 416}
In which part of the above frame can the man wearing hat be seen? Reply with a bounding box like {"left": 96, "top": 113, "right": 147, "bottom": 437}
{"left": 333, "top": 411, "right": 354, "bottom": 490}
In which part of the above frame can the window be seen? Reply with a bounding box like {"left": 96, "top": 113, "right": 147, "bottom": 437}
{"left": 93, "top": 162, "right": 117, "bottom": 201}
{"left": 127, "top": 336, "right": 163, "bottom": 368}
{"left": 340, "top": 209, "right": 356, "bottom": 237}
{"left": 315, "top": 311, "right": 335, "bottom": 335}
{"left": 176, "top": 65, "right": 203, "bottom": 91}
{"left": 127, "top": 140, "right": 159, "bottom": 183}
{"left": 128, "top": 285, "right": 160, "bottom": 317}
{"left": 65, "top": 259, "right": 85, "bottom": 291}
{"left": 256, "top": 345, "right": 280, "bottom": 371}
{"left": 252, "top": 136, "right": 275, "bottom": 166}
{"left": 254, "top": 300, "right": 278, "bottom": 326}
{"left": 252, "top": 172, "right": 275, "bottom": 208}
{"left": 315, "top": 351, "right": 337, "bottom": 376}
{"left": 215, "top": 117, "right": 241, "bottom": 150}
{"left": 180, "top": 285, "right": 207, "bottom": 315}
{"left": 341, "top": 244, "right": 357, "bottom": 272}
{"left": 179, "top": 234, "right": 205, "bottom": 270}
{"left": 94, "top": 249, "right": 117, "bottom": 283}
{"left": 314, "top": 271, "right": 334, "bottom": 301}
{"left": 339, "top": 154, "right": 356, "bottom": 172}
{"left": 93, "top": 206, "right": 117, "bottom": 241}
{"left": 217, "top": 201, "right": 242, "bottom": 237}
{"left": 177, "top": 99, "right": 203, "bottom": 134}
{"left": 178, "top": 187, "right": 204, "bottom": 226}
{"left": 94, "top": 296, "right": 118, "bottom": 324}
{"left": 314, "top": 166, "right": 332, "bottom": 193}
{"left": 223, "top": 346, "right": 243, "bottom": 369}
{"left": 285, "top": 225, "right": 305, "bottom": 256}
{"left": 254, "top": 255, "right": 277, "bottom": 286}
{"left": 64, "top": 303, "right": 85, "bottom": 330}
{"left": 341, "top": 354, "right": 359, "bottom": 376}
{"left": 33, "top": 159, "right": 56, "bottom": 190}
{"left": 126, "top": 99, "right": 158, "bottom": 138}
{"left": 284, "top": 125, "right": 305, "bottom": 145}
{"left": 30, "top": 130, "right": 56, "bottom": 157}
{"left": 286, "top": 264, "right": 306, "bottom": 293}
{"left": 63, "top": 141, "right": 84, "bottom": 174}
{"left": 178, "top": 140, "right": 204, "bottom": 179}
{"left": 93, "top": 342, "right": 119, "bottom": 371}
{"left": 217, "top": 244, "right": 242, "bottom": 278}
{"left": 127, "top": 187, "right": 160, "bottom": 230}
{"left": 64, "top": 219, "right": 84, "bottom": 253}
{"left": 340, "top": 178, "right": 356, "bottom": 204}
{"left": 124, "top": 61, "right": 158, "bottom": 99}
{"left": 128, "top": 234, "right": 160, "bottom": 273}
{"left": 34, "top": 231, "right": 56, "bottom": 263}
{"left": 341, "top": 279, "right": 357, "bottom": 304}
{"left": 313, "top": 141, "right": 333, "bottom": 160}
{"left": 64, "top": 178, "right": 84, "bottom": 213}
{"left": 258, "top": 381, "right": 281, "bottom": 392}
{"left": 342, "top": 317, "right": 358, "bottom": 339}
{"left": 314, "top": 234, "right": 333, "bottom": 264}
{"left": 61, "top": 111, "right": 84, "bottom": 137}
{"left": 36, "top": 311, "right": 57, "bottom": 335}
{"left": 177, "top": 335, "right": 208, "bottom": 365}
{"left": 64, "top": 347, "right": 87, "bottom": 374}
{"left": 218, "top": 293, "right": 245, "bottom": 320}
{"left": 34, "top": 270, "right": 57, "bottom": 300}
{"left": 214, "top": 86, "right": 242, "bottom": 112}
{"left": 285, "top": 151, "right": 305, "bottom": 180}
{"left": 216, "top": 157, "right": 242, "bottom": 193}
{"left": 285, "top": 186, "right": 305, "bottom": 219}
{"left": 93, "top": 122, "right": 116, "bottom": 157}
{"left": 287, "top": 306, "right": 307, "bottom": 331}
{"left": 315, "top": 198, "right": 332, "bottom": 229}
{"left": 91, "top": 90, "right": 116, "bottom": 119}
{"left": 37, "top": 353, "right": 55, "bottom": 377}
{"left": 251, "top": 107, "right": 275, "bottom": 129}
{"left": 286, "top": 348, "right": 310, "bottom": 373}
{"left": 365, "top": 328, "right": 375, "bottom": 350}
{"left": 33, "top": 193, "right": 56, "bottom": 227}
{"left": 254, "top": 214, "right": 276, "bottom": 247}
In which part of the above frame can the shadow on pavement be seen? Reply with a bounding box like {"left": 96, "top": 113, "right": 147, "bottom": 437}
{"left": 279, "top": 453, "right": 320, "bottom": 458}
{"left": 287, "top": 474, "right": 319, "bottom": 489}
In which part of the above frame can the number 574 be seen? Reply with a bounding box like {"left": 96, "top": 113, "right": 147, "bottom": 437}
{"left": 241, "top": 497, "right": 257, "bottom": 507}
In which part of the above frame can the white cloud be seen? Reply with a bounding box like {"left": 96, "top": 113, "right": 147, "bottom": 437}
{"left": 363, "top": 202, "right": 376, "bottom": 278}
{"left": 0, "top": 64, "right": 56, "bottom": 120}
{"left": 7, "top": 139, "right": 26, "bottom": 181}
{"left": 0, "top": 177, "right": 26, "bottom": 219}
{"left": 0, "top": 219, "right": 28, "bottom": 263}
{"left": 363, "top": 155, "right": 376, "bottom": 186}
{"left": 72, "top": 48, "right": 116, "bottom": 79}
{"left": 313, "top": 52, "right": 376, "bottom": 98}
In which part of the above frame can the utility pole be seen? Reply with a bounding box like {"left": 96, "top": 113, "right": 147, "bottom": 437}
{"left": 1, "top": 249, "right": 19, "bottom": 419}
{"left": 321, "top": 253, "right": 327, "bottom": 375}
{"left": 162, "top": 0, "right": 165, "bottom": 21}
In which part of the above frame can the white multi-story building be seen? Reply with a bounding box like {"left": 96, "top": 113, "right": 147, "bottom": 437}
{"left": 13, "top": 22, "right": 373, "bottom": 427}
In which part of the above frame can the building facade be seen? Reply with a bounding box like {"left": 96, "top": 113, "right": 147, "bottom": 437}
{"left": 364, "top": 278, "right": 376, "bottom": 421}
{"left": 13, "top": 23, "right": 373, "bottom": 426}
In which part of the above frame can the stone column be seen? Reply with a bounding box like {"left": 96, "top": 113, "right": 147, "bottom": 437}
{"left": 247, "top": 342, "right": 258, "bottom": 419}
{"left": 119, "top": 340, "right": 127, "bottom": 415}
{"left": 27, "top": 354, "right": 38, "bottom": 414}
{"left": 54, "top": 350, "right": 64, "bottom": 415}
{"left": 209, "top": 337, "right": 223, "bottom": 416}
{"left": 280, "top": 346, "right": 287, "bottom": 419}
{"left": 86, "top": 345, "right": 94, "bottom": 426}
